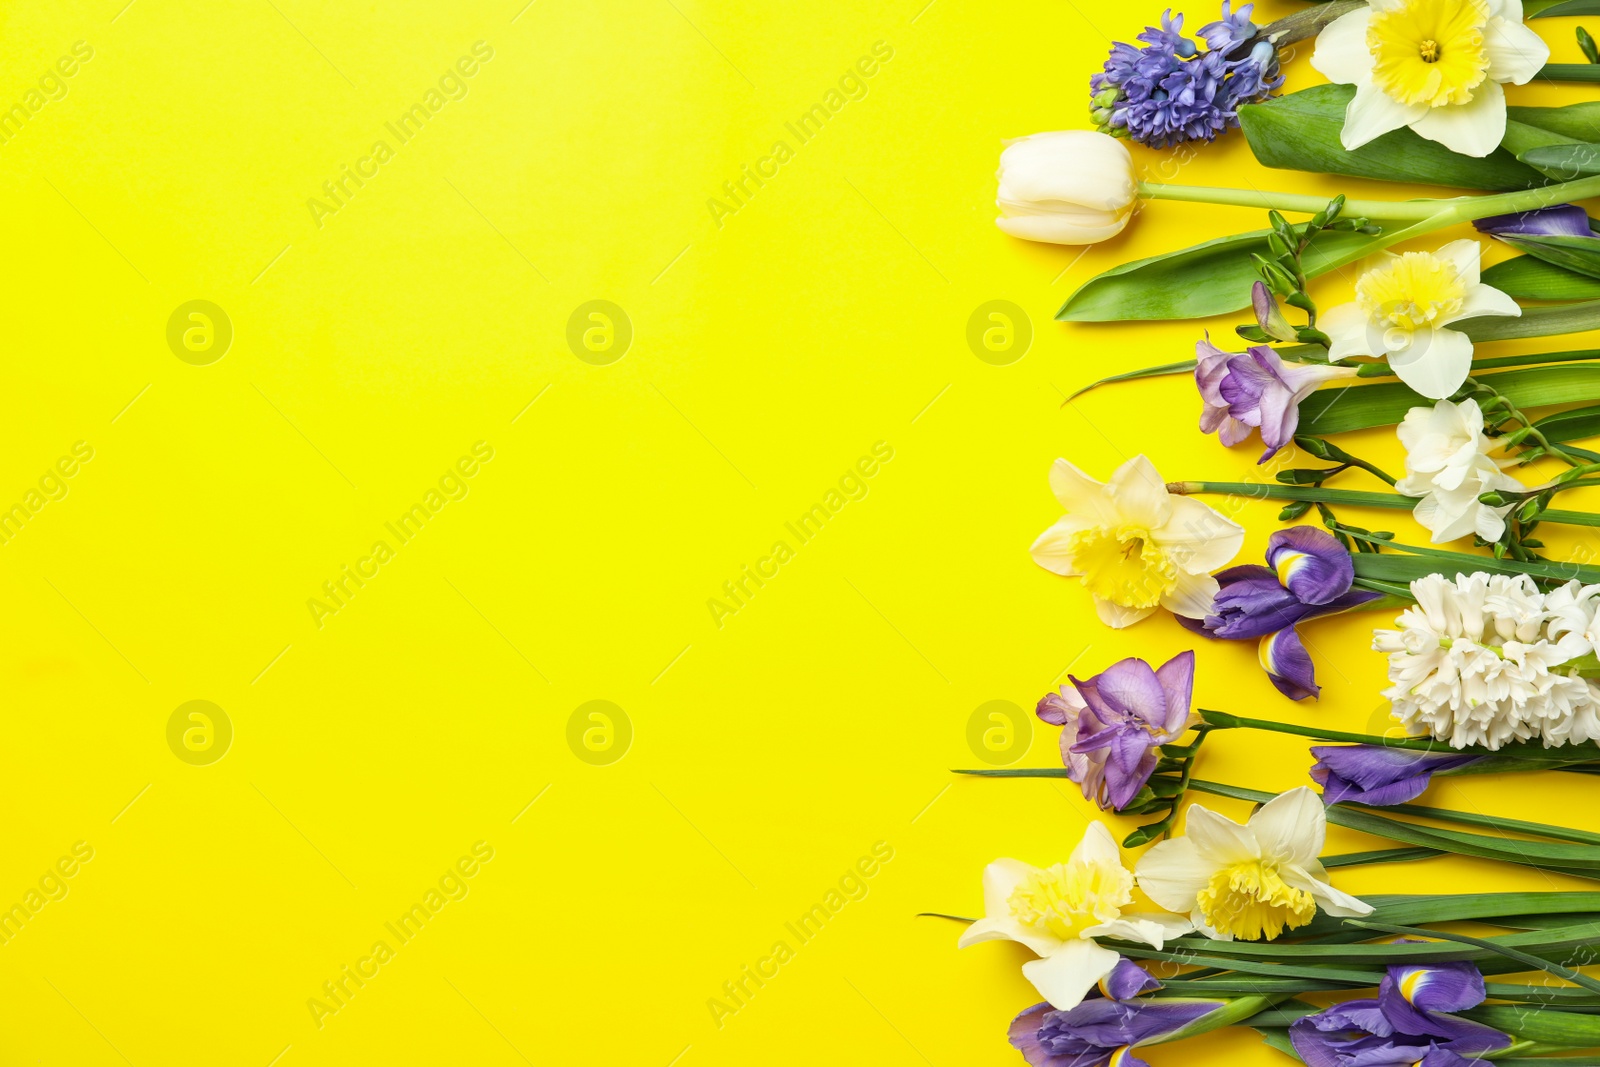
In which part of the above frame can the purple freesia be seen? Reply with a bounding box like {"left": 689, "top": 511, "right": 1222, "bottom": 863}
{"left": 1290, "top": 956, "right": 1509, "bottom": 1067}
{"left": 1182, "top": 527, "right": 1379, "bottom": 700}
{"left": 1195, "top": 338, "right": 1355, "bottom": 462}
{"left": 1474, "top": 204, "right": 1596, "bottom": 239}
{"left": 1311, "top": 744, "right": 1487, "bottom": 806}
{"left": 1010, "top": 961, "right": 1220, "bottom": 1067}
{"left": 1037, "top": 651, "right": 1196, "bottom": 811}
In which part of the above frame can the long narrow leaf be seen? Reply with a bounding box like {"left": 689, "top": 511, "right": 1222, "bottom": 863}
{"left": 1482, "top": 254, "right": 1600, "bottom": 300}
{"left": 1301, "top": 363, "right": 1600, "bottom": 434}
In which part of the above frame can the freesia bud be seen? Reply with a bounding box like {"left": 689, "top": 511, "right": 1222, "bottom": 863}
{"left": 995, "top": 131, "right": 1138, "bottom": 246}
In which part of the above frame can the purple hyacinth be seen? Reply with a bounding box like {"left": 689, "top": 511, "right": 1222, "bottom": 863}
{"left": 1009, "top": 961, "right": 1220, "bottom": 1067}
{"left": 1180, "top": 526, "right": 1379, "bottom": 700}
{"left": 1036, "top": 651, "right": 1195, "bottom": 811}
{"left": 1290, "top": 956, "right": 1510, "bottom": 1067}
{"left": 1196, "top": 336, "right": 1356, "bottom": 463}
{"left": 1310, "top": 745, "right": 1487, "bottom": 806}
{"left": 1090, "top": 4, "right": 1284, "bottom": 149}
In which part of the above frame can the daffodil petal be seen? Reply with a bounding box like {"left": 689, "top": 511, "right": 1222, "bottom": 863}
{"left": 1389, "top": 327, "right": 1473, "bottom": 400}
{"left": 1103, "top": 455, "right": 1172, "bottom": 529}
{"left": 1021, "top": 938, "right": 1122, "bottom": 1011}
{"left": 1283, "top": 863, "right": 1374, "bottom": 918}
{"left": 1153, "top": 496, "right": 1244, "bottom": 572}
{"left": 1311, "top": 9, "right": 1374, "bottom": 85}
{"left": 1484, "top": 16, "right": 1550, "bottom": 85}
{"left": 1183, "top": 803, "right": 1261, "bottom": 866}
{"left": 1321, "top": 301, "right": 1373, "bottom": 361}
{"left": 1031, "top": 516, "right": 1087, "bottom": 576}
{"left": 1341, "top": 81, "right": 1427, "bottom": 150}
{"left": 1132, "top": 837, "right": 1209, "bottom": 914}
{"left": 1160, "top": 569, "right": 1219, "bottom": 621}
{"left": 1069, "top": 820, "right": 1124, "bottom": 870}
{"left": 981, "top": 857, "right": 1039, "bottom": 916}
{"left": 1094, "top": 596, "right": 1156, "bottom": 629}
{"left": 1245, "top": 785, "right": 1326, "bottom": 867}
{"left": 1453, "top": 281, "right": 1521, "bottom": 322}
{"left": 1434, "top": 239, "right": 1483, "bottom": 287}
{"left": 1409, "top": 80, "right": 1506, "bottom": 158}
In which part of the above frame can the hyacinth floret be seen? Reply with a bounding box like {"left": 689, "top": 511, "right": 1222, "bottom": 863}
{"left": 1090, "top": 4, "right": 1283, "bottom": 148}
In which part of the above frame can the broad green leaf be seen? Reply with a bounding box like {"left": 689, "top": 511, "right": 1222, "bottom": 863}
{"left": 1467, "top": 1005, "right": 1600, "bottom": 1047}
{"left": 1521, "top": 142, "right": 1600, "bottom": 177}
{"left": 1528, "top": 0, "right": 1600, "bottom": 13}
{"left": 1539, "top": 62, "right": 1600, "bottom": 82}
{"left": 1482, "top": 253, "right": 1600, "bottom": 299}
{"left": 1536, "top": 402, "right": 1600, "bottom": 442}
{"left": 1240, "top": 85, "right": 1549, "bottom": 190}
{"left": 1508, "top": 102, "right": 1600, "bottom": 141}
{"left": 1057, "top": 225, "right": 1381, "bottom": 322}
{"left": 1301, "top": 363, "right": 1600, "bottom": 434}
{"left": 1461, "top": 297, "right": 1600, "bottom": 340}
{"left": 1495, "top": 232, "right": 1600, "bottom": 279}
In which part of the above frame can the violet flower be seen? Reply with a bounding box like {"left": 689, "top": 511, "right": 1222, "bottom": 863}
{"left": 1474, "top": 203, "right": 1598, "bottom": 240}
{"left": 1089, "top": 4, "right": 1283, "bottom": 148}
{"left": 1181, "top": 526, "right": 1379, "bottom": 700}
{"left": 1008, "top": 960, "right": 1220, "bottom": 1067}
{"left": 1310, "top": 744, "right": 1486, "bottom": 806}
{"left": 1037, "top": 651, "right": 1196, "bottom": 811}
{"left": 1195, "top": 338, "right": 1356, "bottom": 462}
{"left": 1290, "top": 956, "right": 1510, "bottom": 1067}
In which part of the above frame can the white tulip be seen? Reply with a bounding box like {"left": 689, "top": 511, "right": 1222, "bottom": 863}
{"left": 996, "top": 131, "right": 1139, "bottom": 245}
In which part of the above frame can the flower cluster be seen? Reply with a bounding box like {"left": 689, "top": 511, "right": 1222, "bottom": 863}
{"left": 1090, "top": 4, "right": 1283, "bottom": 148}
{"left": 1375, "top": 572, "right": 1600, "bottom": 750}
{"left": 1396, "top": 398, "right": 1525, "bottom": 545}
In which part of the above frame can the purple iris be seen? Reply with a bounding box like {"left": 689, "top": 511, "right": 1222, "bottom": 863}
{"left": 1089, "top": 4, "right": 1283, "bottom": 148}
{"left": 1195, "top": 338, "right": 1350, "bottom": 462}
{"left": 1037, "top": 651, "right": 1195, "bottom": 811}
{"left": 1010, "top": 961, "right": 1220, "bottom": 1067}
{"left": 1180, "top": 526, "right": 1379, "bottom": 700}
{"left": 1290, "top": 956, "right": 1509, "bottom": 1067}
{"left": 1474, "top": 203, "right": 1597, "bottom": 240}
{"left": 1310, "top": 745, "right": 1487, "bottom": 806}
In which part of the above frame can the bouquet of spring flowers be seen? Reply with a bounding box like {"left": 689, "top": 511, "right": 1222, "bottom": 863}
{"left": 946, "top": 0, "right": 1600, "bottom": 1060}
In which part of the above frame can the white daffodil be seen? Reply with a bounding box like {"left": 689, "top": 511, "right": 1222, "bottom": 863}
{"left": 1030, "top": 455, "right": 1244, "bottom": 628}
{"left": 1395, "top": 397, "right": 1525, "bottom": 543}
{"left": 996, "top": 131, "right": 1139, "bottom": 245}
{"left": 958, "top": 822, "right": 1192, "bottom": 1009}
{"left": 1311, "top": 0, "right": 1550, "bottom": 157}
{"left": 1134, "top": 787, "right": 1372, "bottom": 942}
{"left": 1320, "top": 240, "right": 1519, "bottom": 400}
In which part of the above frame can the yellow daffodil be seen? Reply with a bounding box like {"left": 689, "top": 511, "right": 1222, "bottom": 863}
{"left": 1133, "top": 787, "right": 1373, "bottom": 942}
{"left": 1312, "top": 0, "right": 1549, "bottom": 157}
{"left": 1030, "top": 455, "right": 1244, "bottom": 628}
{"left": 958, "top": 822, "right": 1192, "bottom": 1009}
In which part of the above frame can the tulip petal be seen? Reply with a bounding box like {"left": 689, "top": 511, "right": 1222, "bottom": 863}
{"left": 1021, "top": 938, "right": 1123, "bottom": 1011}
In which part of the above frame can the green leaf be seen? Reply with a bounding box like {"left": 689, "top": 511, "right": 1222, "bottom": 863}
{"left": 1240, "top": 85, "right": 1549, "bottom": 190}
{"left": 1507, "top": 101, "right": 1600, "bottom": 141}
{"left": 1066, "top": 359, "right": 1197, "bottom": 400}
{"left": 1468, "top": 1005, "right": 1600, "bottom": 1046}
{"left": 1536, "top": 402, "right": 1600, "bottom": 442}
{"left": 1057, "top": 225, "right": 1383, "bottom": 322}
{"left": 1482, "top": 253, "right": 1600, "bottom": 299}
{"left": 1523, "top": 143, "right": 1600, "bottom": 179}
{"left": 1301, "top": 362, "right": 1600, "bottom": 434}
{"left": 1496, "top": 232, "right": 1600, "bottom": 280}
{"left": 1529, "top": 0, "right": 1600, "bottom": 14}
{"left": 1350, "top": 547, "right": 1600, "bottom": 587}
{"left": 1539, "top": 62, "right": 1600, "bottom": 82}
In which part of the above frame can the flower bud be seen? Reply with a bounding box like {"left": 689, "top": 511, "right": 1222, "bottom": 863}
{"left": 995, "top": 131, "right": 1138, "bottom": 246}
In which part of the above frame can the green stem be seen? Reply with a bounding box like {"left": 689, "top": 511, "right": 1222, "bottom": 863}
{"left": 1170, "top": 480, "right": 1600, "bottom": 529}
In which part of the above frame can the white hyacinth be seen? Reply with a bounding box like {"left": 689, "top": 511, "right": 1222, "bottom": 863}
{"left": 1374, "top": 573, "right": 1600, "bottom": 750}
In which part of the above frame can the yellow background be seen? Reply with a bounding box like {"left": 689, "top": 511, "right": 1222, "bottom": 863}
{"left": 1, "top": 0, "right": 1597, "bottom": 1063}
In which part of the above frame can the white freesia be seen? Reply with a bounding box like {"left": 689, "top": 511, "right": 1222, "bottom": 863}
{"left": 1394, "top": 398, "right": 1525, "bottom": 543}
{"left": 1311, "top": 0, "right": 1550, "bottom": 157}
{"left": 1375, "top": 572, "right": 1600, "bottom": 749}
{"left": 996, "top": 131, "right": 1138, "bottom": 246}
{"left": 1134, "top": 787, "right": 1373, "bottom": 942}
{"left": 1030, "top": 455, "right": 1244, "bottom": 628}
{"left": 958, "top": 822, "right": 1191, "bottom": 1009}
{"left": 1321, "top": 241, "right": 1520, "bottom": 399}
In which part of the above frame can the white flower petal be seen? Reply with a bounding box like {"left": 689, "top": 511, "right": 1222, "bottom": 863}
{"left": 1083, "top": 916, "right": 1172, "bottom": 949}
{"left": 1094, "top": 596, "right": 1156, "bottom": 628}
{"left": 1103, "top": 455, "right": 1172, "bottom": 529}
{"left": 1182, "top": 803, "right": 1260, "bottom": 865}
{"left": 957, "top": 914, "right": 1034, "bottom": 949}
{"left": 1132, "top": 837, "right": 1210, "bottom": 914}
{"left": 1153, "top": 496, "right": 1244, "bottom": 572}
{"left": 1160, "top": 570, "right": 1219, "bottom": 621}
{"left": 1321, "top": 301, "right": 1375, "bottom": 361}
{"left": 1021, "top": 938, "right": 1122, "bottom": 1011}
{"left": 1048, "top": 458, "right": 1118, "bottom": 520}
{"left": 1435, "top": 239, "right": 1484, "bottom": 288}
{"left": 1453, "top": 281, "right": 1522, "bottom": 322}
{"left": 1485, "top": 16, "right": 1550, "bottom": 85}
{"left": 1389, "top": 327, "right": 1473, "bottom": 400}
{"left": 1341, "top": 82, "right": 1428, "bottom": 150}
{"left": 1244, "top": 786, "right": 1326, "bottom": 867}
{"left": 997, "top": 212, "right": 1129, "bottom": 246}
{"left": 1310, "top": 9, "right": 1374, "bottom": 85}
{"left": 1409, "top": 80, "right": 1506, "bottom": 158}
{"left": 1283, "top": 864, "right": 1374, "bottom": 918}
{"left": 980, "top": 857, "right": 1038, "bottom": 917}
{"left": 1031, "top": 516, "right": 1086, "bottom": 576}
{"left": 1068, "top": 820, "right": 1124, "bottom": 871}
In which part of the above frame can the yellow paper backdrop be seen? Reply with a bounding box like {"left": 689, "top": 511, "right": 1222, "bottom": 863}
{"left": 1, "top": 0, "right": 1597, "bottom": 1063}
